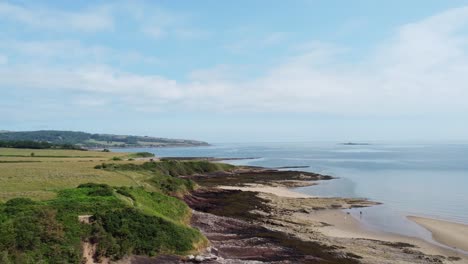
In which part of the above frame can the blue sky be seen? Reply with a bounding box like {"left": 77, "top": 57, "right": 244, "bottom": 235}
{"left": 1, "top": 0, "right": 468, "bottom": 142}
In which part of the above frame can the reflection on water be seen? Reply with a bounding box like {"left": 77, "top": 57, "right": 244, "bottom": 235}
{"left": 345, "top": 205, "right": 432, "bottom": 239}
{"left": 113, "top": 142, "right": 468, "bottom": 238}
{"left": 295, "top": 178, "right": 358, "bottom": 198}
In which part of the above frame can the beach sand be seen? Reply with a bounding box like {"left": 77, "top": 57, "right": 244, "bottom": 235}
{"left": 408, "top": 216, "right": 468, "bottom": 252}
{"left": 234, "top": 185, "right": 468, "bottom": 263}
{"left": 218, "top": 184, "right": 313, "bottom": 198}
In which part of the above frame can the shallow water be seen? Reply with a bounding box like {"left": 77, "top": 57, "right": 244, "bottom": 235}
{"left": 114, "top": 142, "right": 468, "bottom": 239}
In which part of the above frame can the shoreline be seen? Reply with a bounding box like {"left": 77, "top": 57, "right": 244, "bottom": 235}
{"left": 408, "top": 216, "right": 468, "bottom": 253}
{"left": 183, "top": 166, "right": 468, "bottom": 263}
{"left": 233, "top": 182, "right": 468, "bottom": 260}
{"left": 218, "top": 183, "right": 315, "bottom": 198}
{"left": 222, "top": 171, "right": 468, "bottom": 257}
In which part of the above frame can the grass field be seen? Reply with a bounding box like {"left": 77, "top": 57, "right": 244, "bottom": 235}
{"left": 0, "top": 148, "right": 146, "bottom": 201}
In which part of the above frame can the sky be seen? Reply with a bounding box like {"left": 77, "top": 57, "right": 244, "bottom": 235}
{"left": 1, "top": 0, "right": 468, "bottom": 143}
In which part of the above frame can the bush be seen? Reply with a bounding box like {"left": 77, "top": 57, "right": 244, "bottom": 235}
{"left": 92, "top": 208, "right": 204, "bottom": 259}
{"left": 0, "top": 140, "right": 84, "bottom": 150}
{"left": 0, "top": 162, "right": 212, "bottom": 263}
{"left": 133, "top": 152, "right": 155, "bottom": 158}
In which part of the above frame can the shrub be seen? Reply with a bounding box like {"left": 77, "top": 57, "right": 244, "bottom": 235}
{"left": 92, "top": 208, "right": 204, "bottom": 259}
{"left": 133, "top": 152, "right": 155, "bottom": 158}
{"left": 0, "top": 182, "right": 205, "bottom": 263}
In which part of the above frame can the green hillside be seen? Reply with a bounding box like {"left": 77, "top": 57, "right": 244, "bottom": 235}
{"left": 0, "top": 148, "right": 235, "bottom": 263}
{"left": 0, "top": 130, "right": 209, "bottom": 148}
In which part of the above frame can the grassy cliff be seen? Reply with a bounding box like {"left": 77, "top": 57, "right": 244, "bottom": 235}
{"left": 0, "top": 184, "right": 206, "bottom": 263}
{"left": 0, "top": 148, "right": 234, "bottom": 263}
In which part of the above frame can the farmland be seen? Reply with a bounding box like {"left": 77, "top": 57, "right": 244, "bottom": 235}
{"left": 0, "top": 148, "right": 144, "bottom": 201}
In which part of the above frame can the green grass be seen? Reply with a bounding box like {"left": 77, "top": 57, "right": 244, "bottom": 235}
{"left": 104, "top": 160, "right": 234, "bottom": 177}
{"left": 0, "top": 148, "right": 137, "bottom": 201}
{"left": 127, "top": 152, "right": 155, "bottom": 158}
{"left": 97, "top": 160, "right": 234, "bottom": 196}
{"left": 0, "top": 148, "right": 125, "bottom": 158}
{"left": 120, "top": 187, "right": 191, "bottom": 224}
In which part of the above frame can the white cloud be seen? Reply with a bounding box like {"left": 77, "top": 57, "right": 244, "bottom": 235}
{"left": 0, "top": 1, "right": 207, "bottom": 41}
{"left": 128, "top": 4, "right": 207, "bottom": 40}
{"left": 0, "top": 2, "right": 113, "bottom": 32}
{"left": 188, "top": 65, "right": 239, "bottom": 82}
{"left": 1, "top": 5, "right": 468, "bottom": 115}
{"left": 0, "top": 39, "right": 159, "bottom": 66}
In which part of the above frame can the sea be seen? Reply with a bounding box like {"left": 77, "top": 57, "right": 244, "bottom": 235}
{"left": 113, "top": 142, "right": 468, "bottom": 243}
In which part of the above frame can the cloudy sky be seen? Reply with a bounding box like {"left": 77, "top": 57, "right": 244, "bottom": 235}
{"left": 1, "top": 0, "right": 468, "bottom": 142}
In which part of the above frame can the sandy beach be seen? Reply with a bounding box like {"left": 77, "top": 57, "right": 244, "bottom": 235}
{"left": 219, "top": 184, "right": 314, "bottom": 198}
{"left": 230, "top": 183, "right": 468, "bottom": 263}
{"left": 221, "top": 182, "right": 468, "bottom": 258}
{"left": 408, "top": 216, "right": 468, "bottom": 252}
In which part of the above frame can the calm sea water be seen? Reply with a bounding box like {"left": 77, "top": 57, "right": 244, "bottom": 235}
{"left": 114, "top": 142, "right": 468, "bottom": 239}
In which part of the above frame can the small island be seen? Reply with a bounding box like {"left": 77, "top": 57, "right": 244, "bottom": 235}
{"left": 340, "top": 142, "right": 372, "bottom": 146}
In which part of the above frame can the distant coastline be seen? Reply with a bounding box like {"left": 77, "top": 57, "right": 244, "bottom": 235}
{"left": 0, "top": 130, "right": 210, "bottom": 149}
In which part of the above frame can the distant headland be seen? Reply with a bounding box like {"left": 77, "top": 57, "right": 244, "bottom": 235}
{"left": 0, "top": 130, "right": 209, "bottom": 148}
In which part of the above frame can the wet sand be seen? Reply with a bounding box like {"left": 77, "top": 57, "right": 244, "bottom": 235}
{"left": 259, "top": 191, "right": 468, "bottom": 263}
{"left": 227, "top": 180, "right": 468, "bottom": 257}
{"left": 310, "top": 210, "right": 468, "bottom": 259}
{"left": 408, "top": 216, "right": 468, "bottom": 252}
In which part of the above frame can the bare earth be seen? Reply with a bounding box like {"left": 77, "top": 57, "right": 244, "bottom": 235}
{"left": 408, "top": 216, "right": 468, "bottom": 252}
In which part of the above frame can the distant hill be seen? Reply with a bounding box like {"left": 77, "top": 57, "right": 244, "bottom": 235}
{"left": 0, "top": 130, "right": 209, "bottom": 148}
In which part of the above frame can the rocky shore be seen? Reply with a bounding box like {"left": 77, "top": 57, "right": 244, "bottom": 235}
{"left": 130, "top": 166, "right": 467, "bottom": 264}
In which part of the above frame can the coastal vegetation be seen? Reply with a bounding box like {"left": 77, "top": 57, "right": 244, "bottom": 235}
{"left": 95, "top": 160, "right": 233, "bottom": 196}
{"left": 0, "top": 147, "right": 236, "bottom": 263}
{"left": 0, "top": 183, "right": 206, "bottom": 263}
{"left": 0, "top": 140, "right": 85, "bottom": 150}
{"left": 128, "top": 151, "right": 155, "bottom": 158}
{"left": 0, "top": 130, "right": 209, "bottom": 148}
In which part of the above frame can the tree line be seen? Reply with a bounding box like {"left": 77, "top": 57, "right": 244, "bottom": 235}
{"left": 0, "top": 140, "right": 85, "bottom": 150}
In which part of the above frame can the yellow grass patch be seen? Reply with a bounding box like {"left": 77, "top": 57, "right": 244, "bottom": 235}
{"left": 0, "top": 148, "right": 149, "bottom": 201}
